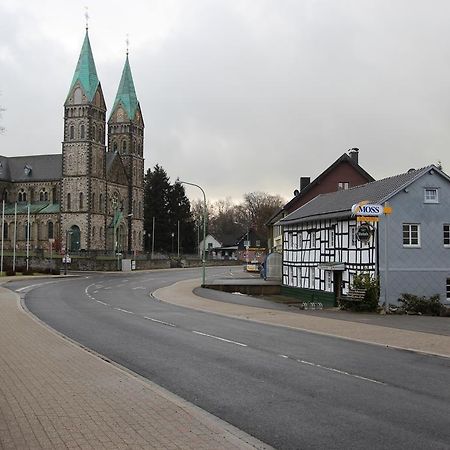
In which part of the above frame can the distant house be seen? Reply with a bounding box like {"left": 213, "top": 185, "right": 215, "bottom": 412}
{"left": 236, "top": 228, "right": 267, "bottom": 263}
{"left": 278, "top": 165, "right": 450, "bottom": 307}
{"left": 199, "top": 234, "right": 222, "bottom": 257}
{"left": 267, "top": 149, "right": 374, "bottom": 253}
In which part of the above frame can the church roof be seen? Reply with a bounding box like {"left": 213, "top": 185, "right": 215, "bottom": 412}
{"left": 67, "top": 31, "right": 100, "bottom": 102}
{"left": 0, "top": 155, "right": 61, "bottom": 182}
{"left": 111, "top": 55, "right": 139, "bottom": 120}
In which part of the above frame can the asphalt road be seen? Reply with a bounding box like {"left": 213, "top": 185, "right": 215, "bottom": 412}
{"left": 9, "top": 268, "right": 450, "bottom": 450}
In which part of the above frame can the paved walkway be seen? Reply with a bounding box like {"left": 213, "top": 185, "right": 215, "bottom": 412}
{"left": 0, "top": 284, "right": 270, "bottom": 449}
{"left": 1, "top": 273, "right": 449, "bottom": 449}
{"left": 155, "top": 279, "right": 450, "bottom": 359}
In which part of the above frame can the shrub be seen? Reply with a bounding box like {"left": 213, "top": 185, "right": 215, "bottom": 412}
{"left": 21, "top": 269, "right": 33, "bottom": 276}
{"left": 398, "top": 293, "right": 444, "bottom": 316}
{"left": 5, "top": 270, "right": 16, "bottom": 276}
{"left": 340, "top": 273, "right": 380, "bottom": 312}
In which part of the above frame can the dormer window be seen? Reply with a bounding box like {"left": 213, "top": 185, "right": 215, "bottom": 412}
{"left": 338, "top": 182, "right": 349, "bottom": 190}
{"left": 424, "top": 188, "right": 438, "bottom": 203}
{"left": 24, "top": 164, "right": 32, "bottom": 176}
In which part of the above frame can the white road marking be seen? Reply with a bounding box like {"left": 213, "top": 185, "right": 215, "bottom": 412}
{"left": 16, "top": 281, "right": 58, "bottom": 292}
{"left": 96, "top": 300, "right": 108, "bottom": 306}
{"left": 297, "top": 359, "right": 384, "bottom": 385}
{"left": 192, "top": 331, "right": 248, "bottom": 347}
{"left": 279, "top": 355, "right": 289, "bottom": 358}
{"left": 114, "top": 308, "right": 134, "bottom": 314}
{"left": 132, "top": 286, "right": 147, "bottom": 290}
{"left": 104, "top": 287, "right": 112, "bottom": 290}
{"left": 144, "top": 316, "right": 176, "bottom": 327}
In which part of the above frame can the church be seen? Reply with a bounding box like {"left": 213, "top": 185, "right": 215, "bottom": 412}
{"left": 0, "top": 29, "right": 145, "bottom": 255}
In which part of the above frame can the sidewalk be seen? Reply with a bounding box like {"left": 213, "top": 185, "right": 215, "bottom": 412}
{"left": 154, "top": 279, "right": 450, "bottom": 359}
{"left": 0, "top": 285, "right": 271, "bottom": 450}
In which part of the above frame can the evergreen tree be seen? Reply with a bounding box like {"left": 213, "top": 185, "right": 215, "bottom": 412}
{"left": 168, "top": 181, "right": 196, "bottom": 254}
{"left": 144, "top": 165, "right": 171, "bottom": 252}
{"left": 143, "top": 165, "right": 196, "bottom": 254}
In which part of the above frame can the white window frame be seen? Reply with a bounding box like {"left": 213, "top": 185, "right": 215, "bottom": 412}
{"left": 309, "top": 266, "right": 315, "bottom": 289}
{"left": 310, "top": 231, "right": 316, "bottom": 248}
{"left": 349, "top": 226, "right": 357, "bottom": 247}
{"left": 328, "top": 228, "right": 335, "bottom": 248}
{"left": 338, "top": 181, "right": 349, "bottom": 190}
{"left": 444, "top": 224, "right": 450, "bottom": 247}
{"left": 325, "top": 271, "right": 332, "bottom": 291}
{"left": 424, "top": 188, "right": 439, "bottom": 204}
{"left": 403, "top": 223, "right": 421, "bottom": 247}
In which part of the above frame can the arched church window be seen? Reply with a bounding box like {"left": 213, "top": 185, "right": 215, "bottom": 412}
{"left": 93, "top": 125, "right": 97, "bottom": 142}
{"left": 74, "top": 87, "right": 82, "bottom": 104}
{"left": 67, "top": 193, "right": 71, "bottom": 210}
{"left": 98, "top": 126, "right": 102, "bottom": 143}
{"left": 2, "top": 190, "right": 8, "bottom": 202}
{"left": 92, "top": 192, "right": 95, "bottom": 212}
{"left": 99, "top": 193, "right": 103, "bottom": 212}
{"left": 122, "top": 141, "right": 127, "bottom": 152}
{"left": 80, "top": 124, "right": 85, "bottom": 139}
{"left": 18, "top": 190, "right": 27, "bottom": 202}
{"left": 70, "top": 125, "right": 74, "bottom": 140}
{"left": 79, "top": 192, "right": 84, "bottom": 209}
{"left": 52, "top": 187, "right": 57, "bottom": 203}
{"left": 92, "top": 226, "right": 96, "bottom": 238}
{"left": 48, "top": 222, "right": 54, "bottom": 239}
{"left": 113, "top": 142, "right": 118, "bottom": 152}
{"left": 3, "top": 221, "right": 8, "bottom": 240}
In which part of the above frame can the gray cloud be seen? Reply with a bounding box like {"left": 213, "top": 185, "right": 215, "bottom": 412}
{"left": 1, "top": 0, "right": 450, "bottom": 202}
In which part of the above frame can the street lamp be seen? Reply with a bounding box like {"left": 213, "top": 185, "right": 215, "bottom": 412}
{"left": 64, "top": 229, "right": 73, "bottom": 275}
{"left": 180, "top": 181, "right": 207, "bottom": 287}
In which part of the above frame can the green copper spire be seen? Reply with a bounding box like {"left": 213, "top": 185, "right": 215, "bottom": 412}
{"left": 67, "top": 31, "right": 100, "bottom": 102}
{"left": 111, "top": 55, "right": 139, "bottom": 120}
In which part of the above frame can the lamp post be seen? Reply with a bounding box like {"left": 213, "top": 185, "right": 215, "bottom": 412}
{"left": 64, "top": 229, "right": 72, "bottom": 275}
{"left": 180, "top": 181, "right": 207, "bottom": 287}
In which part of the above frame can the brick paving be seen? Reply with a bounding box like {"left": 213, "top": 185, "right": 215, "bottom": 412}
{"left": 0, "top": 286, "right": 270, "bottom": 450}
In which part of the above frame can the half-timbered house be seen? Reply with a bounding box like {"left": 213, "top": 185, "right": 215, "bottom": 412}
{"left": 278, "top": 165, "right": 450, "bottom": 307}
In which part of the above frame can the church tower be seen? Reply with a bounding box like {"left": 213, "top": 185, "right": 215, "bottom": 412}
{"left": 108, "top": 53, "right": 145, "bottom": 253}
{"left": 61, "top": 29, "right": 107, "bottom": 251}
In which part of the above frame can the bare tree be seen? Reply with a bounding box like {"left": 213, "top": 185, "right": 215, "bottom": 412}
{"left": 235, "top": 192, "right": 284, "bottom": 235}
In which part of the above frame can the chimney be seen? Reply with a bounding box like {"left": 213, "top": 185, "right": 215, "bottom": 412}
{"left": 300, "top": 177, "right": 310, "bottom": 191}
{"left": 348, "top": 148, "right": 359, "bottom": 164}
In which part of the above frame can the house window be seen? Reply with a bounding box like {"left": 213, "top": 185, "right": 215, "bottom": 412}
{"left": 309, "top": 267, "right": 315, "bottom": 289}
{"left": 48, "top": 222, "right": 54, "bottom": 239}
{"left": 328, "top": 228, "right": 335, "bottom": 247}
{"left": 350, "top": 226, "right": 357, "bottom": 247}
{"left": 338, "top": 182, "right": 349, "bottom": 190}
{"left": 349, "top": 272, "right": 355, "bottom": 288}
{"left": 447, "top": 278, "right": 450, "bottom": 300}
{"left": 444, "top": 224, "right": 450, "bottom": 247}
{"left": 424, "top": 188, "right": 438, "bottom": 203}
{"left": 310, "top": 231, "right": 316, "bottom": 248}
{"left": 80, "top": 124, "right": 85, "bottom": 139}
{"left": 3, "top": 222, "right": 8, "bottom": 239}
{"left": 325, "top": 271, "right": 332, "bottom": 291}
{"left": 403, "top": 223, "right": 420, "bottom": 247}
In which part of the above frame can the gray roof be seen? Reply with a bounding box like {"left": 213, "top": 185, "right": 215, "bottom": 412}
{"left": 279, "top": 165, "right": 446, "bottom": 225}
{"left": 0, "top": 154, "right": 61, "bottom": 182}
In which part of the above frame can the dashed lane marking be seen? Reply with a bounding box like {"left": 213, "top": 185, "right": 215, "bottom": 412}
{"left": 143, "top": 316, "right": 176, "bottom": 327}
{"left": 192, "top": 331, "right": 248, "bottom": 347}
{"left": 114, "top": 308, "right": 134, "bottom": 314}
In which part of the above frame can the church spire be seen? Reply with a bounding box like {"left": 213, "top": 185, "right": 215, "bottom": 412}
{"left": 111, "top": 53, "right": 139, "bottom": 120}
{"left": 67, "top": 30, "right": 100, "bottom": 102}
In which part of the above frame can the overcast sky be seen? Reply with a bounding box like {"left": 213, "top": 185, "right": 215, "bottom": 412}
{"left": 1, "top": 0, "right": 449, "bottom": 202}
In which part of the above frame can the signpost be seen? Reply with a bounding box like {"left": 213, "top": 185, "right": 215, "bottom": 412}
{"left": 352, "top": 201, "right": 393, "bottom": 310}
